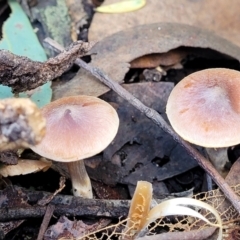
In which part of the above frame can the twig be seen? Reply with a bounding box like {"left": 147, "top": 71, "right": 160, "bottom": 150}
{"left": 0, "top": 187, "right": 172, "bottom": 222}
{"left": 0, "top": 191, "right": 130, "bottom": 222}
{"left": 44, "top": 38, "right": 240, "bottom": 213}
{"left": 37, "top": 176, "right": 66, "bottom": 206}
{"left": 37, "top": 204, "right": 55, "bottom": 240}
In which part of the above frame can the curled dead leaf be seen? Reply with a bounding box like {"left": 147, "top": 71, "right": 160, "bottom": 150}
{"left": 57, "top": 22, "right": 240, "bottom": 98}
{"left": 130, "top": 49, "right": 187, "bottom": 68}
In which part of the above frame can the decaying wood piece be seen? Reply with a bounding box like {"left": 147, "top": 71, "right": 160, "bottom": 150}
{"left": 0, "top": 186, "right": 173, "bottom": 222}
{"left": 0, "top": 98, "right": 45, "bottom": 150}
{"left": 0, "top": 41, "right": 92, "bottom": 93}
{"left": 0, "top": 188, "right": 130, "bottom": 222}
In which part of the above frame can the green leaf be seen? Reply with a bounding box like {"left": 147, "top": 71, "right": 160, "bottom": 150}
{"left": 0, "top": 0, "right": 52, "bottom": 107}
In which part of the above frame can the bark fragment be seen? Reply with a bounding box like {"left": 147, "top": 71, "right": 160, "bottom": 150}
{"left": 0, "top": 41, "right": 92, "bottom": 93}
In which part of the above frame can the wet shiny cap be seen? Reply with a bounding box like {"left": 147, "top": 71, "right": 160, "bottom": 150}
{"left": 31, "top": 95, "right": 119, "bottom": 161}
{"left": 166, "top": 68, "right": 240, "bottom": 147}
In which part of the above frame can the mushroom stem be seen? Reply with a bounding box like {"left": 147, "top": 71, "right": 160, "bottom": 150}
{"left": 67, "top": 160, "right": 93, "bottom": 198}
{"left": 205, "top": 147, "right": 229, "bottom": 177}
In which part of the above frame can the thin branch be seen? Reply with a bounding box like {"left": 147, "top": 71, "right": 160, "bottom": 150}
{"left": 37, "top": 204, "right": 55, "bottom": 240}
{"left": 0, "top": 189, "right": 130, "bottom": 222}
{"left": 44, "top": 38, "right": 240, "bottom": 213}
{"left": 0, "top": 186, "right": 173, "bottom": 222}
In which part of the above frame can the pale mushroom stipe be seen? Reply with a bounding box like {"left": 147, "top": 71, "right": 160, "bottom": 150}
{"left": 166, "top": 68, "right": 240, "bottom": 174}
{"left": 30, "top": 95, "right": 119, "bottom": 198}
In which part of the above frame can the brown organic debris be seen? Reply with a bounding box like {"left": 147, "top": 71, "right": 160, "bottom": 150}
{"left": 0, "top": 185, "right": 30, "bottom": 237}
{"left": 130, "top": 49, "right": 187, "bottom": 69}
{"left": 0, "top": 98, "right": 45, "bottom": 151}
{"left": 37, "top": 176, "right": 66, "bottom": 206}
{"left": 65, "top": 0, "right": 88, "bottom": 41}
{"left": 91, "top": 181, "right": 128, "bottom": 200}
{"left": 0, "top": 150, "right": 18, "bottom": 165}
{"left": 44, "top": 216, "right": 110, "bottom": 240}
{"left": 0, "top": 41, "right": 92, "bottom": 93}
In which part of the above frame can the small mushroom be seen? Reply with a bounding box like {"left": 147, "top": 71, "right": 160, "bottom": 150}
{"left": 0, "top": 159, "right": 52, "bottom": 177}
{"left": 30, "top": 96, "right": 119, "bottom": 198}
{"left": 166, "top": 68, "right": 240, "bottom": 175}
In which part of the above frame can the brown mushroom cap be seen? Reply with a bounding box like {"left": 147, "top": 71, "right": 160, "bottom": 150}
{"left": 31, "top": 96, "right": 119, "bottom": 162}
{"left": 166, "top": 68, "right": 240, "bottom": 148}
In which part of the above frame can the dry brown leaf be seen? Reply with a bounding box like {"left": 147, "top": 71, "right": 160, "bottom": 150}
{"left": 54, "top": 22, "right": 240, "bottom": 98}
{"left": 0, "top": 159, "right": 52, "bottom": 177}
{"left": 91, "top": 181, "right": 128, "bottom": 199}
{"left": 225, "top": 157, "right": 240, "bottom": 186}
{"left": 89, "top": 0, "right": 240, "bottom": 47}
{"left": 0, "top": 150, "right": 18, "bottom": 165}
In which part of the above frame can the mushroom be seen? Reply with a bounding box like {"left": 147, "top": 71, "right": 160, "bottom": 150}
{"left": 30, "top": 95, "right": 119, "bottom": 198}
{"left": 166, "top": 68, "right": 240, "bottom": 176}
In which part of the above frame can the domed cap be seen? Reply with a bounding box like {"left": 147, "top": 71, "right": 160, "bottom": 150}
{"left": 31, "top": 95, "right": 119, "bottom": 161}
{"left": 166, "top": 68, "right": 240, "bottom": 148}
